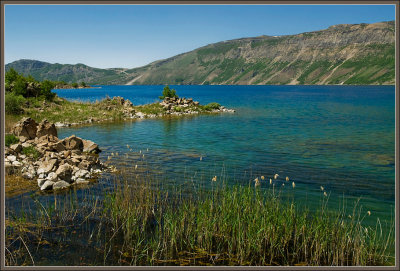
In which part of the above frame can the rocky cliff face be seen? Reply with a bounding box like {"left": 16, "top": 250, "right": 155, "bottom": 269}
{"left": 6, "top": 21, "right": 395, "bottom": 85}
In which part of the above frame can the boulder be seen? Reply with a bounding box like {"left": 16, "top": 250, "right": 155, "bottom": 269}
{"left": 12, "top": 161, "right": 22, "bottom": 167}
{"left": 82, "top": 139, "right": 101, "bottom": 154}
{"left": 21, "top": 142, "right": 32, "bottom": 148}
{"left": 40, "top": 180, "right": 55, "bottom": 191}
{"left": 21, "top": 165, "right": 36, "bottom": 180}
{"left": 7, "top": 155, "right": 17, "bottom": 162}
{"left": 37, "top": 159, "right": 58, "bottom": 175}
{"left": 78, "top": 160, "right": 91, "bottom": 170}
{"left": 36, "top": 134, "right": 59, "bottom": 144}
{"left": 36, "top": 119, "right": 58, "bottom": 138}
{"left": 74, "top": 169, "right": 90, "bottom": 179}
{"left": 37, "top": 178, "right": 47, "bottom": 187}
{"left": 55, "top": 164, "right": 73, "bottom": 183}
{"left": 10, "top": 144, "right": 22, "bottom": 153}
{"left": 46, "top": 172, "right": 58, "bottom": 182}
{"left": 49, "top": 141, "right": 66, "bottom": 152}
{"left": 123, "top": 99, "right": 133, "bottom": 107}
{"left": 62, "top": 135, "right": 83, "bottom": 151}
{"left": 53, "top": 180, "right": 71, "bottom": 190}
{"left": 12, "top": 117, "right": 38, "bottom": 139}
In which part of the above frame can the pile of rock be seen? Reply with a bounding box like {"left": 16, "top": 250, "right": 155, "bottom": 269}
{"left": 159, "top": 97, "right": 235, "bottom": 115}
{"left": 159, "top": 97, "right": 198, "bottom": 111}
{"left": 5, "top": 118, "right": 106, "bottom": 191}
{"left": 104, "top": 96, "right": 136, "bottom": 118}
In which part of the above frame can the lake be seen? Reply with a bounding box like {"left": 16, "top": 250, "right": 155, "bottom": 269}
{"left": 7, "top": 85, "right": 396, "bottom": 227}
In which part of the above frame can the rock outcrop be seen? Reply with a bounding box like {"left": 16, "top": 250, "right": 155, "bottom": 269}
{"left": 5, "top": 118, "right": 106, "bottom": 191}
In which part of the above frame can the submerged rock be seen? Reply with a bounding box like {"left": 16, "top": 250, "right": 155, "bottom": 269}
{"left": 53, "top": 180, "right": 71, "bottom": 190}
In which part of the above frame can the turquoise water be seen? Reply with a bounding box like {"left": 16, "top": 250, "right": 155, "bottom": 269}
{"left": 51, "top": 85, "right": 395, "bottom": 226}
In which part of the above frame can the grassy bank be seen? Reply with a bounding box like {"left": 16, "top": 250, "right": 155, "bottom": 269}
{"left": 5, "top": 168, "right": 395, "bottom": 266}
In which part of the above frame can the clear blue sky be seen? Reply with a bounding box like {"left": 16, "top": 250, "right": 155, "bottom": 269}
{"left": 5, "top": 4, "right": 395, "bottom": 69}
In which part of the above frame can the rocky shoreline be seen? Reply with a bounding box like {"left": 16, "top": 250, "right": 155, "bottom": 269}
{"left": 5, "top": 118, "right": 109, "bottom": 192}
{"left": 5, "top": 96, "right": 235, "bottom": 192}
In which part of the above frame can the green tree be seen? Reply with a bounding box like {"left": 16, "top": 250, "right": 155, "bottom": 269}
{"left": 80, "top": 81, "right": 87, "bottom": 87}
{"left": 41, "top": 80, "right": 56, "bottom": 101}
{"left": 13, "top": 76, "right": 28, "bottom": 97}
{"left": 159, "top": 85, "right": 178, "bottom": 99}
{"left": 5, "top": 68, "right": 19, "bottom": 85}
{"left": 5, "top": 92, "right": 25, "bottom": 114}
{"left": 72, "top": 82, "right": 79, "bottom": 88}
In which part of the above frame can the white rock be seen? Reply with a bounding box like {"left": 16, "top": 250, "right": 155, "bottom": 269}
{"left": 46, "top": 172, "right": 58, "bottom": 182}
{"left": 12, "top": 161, "right": 22, "bottom": 167}
{"left": 53, "top": 180, "right": 70, "bottom": 190}
{"left": 136, "top": 112, "right": 145, "bottom": 119}
{"left": 75, "top": 169, "right": 90, "bottom": 178}
{"left": 8, "top": 155, "right": 17, "bottom": 162}
{"left": 40, "top": 180, "right": 54, "bottom": 190}
{"left": 38, "top": 172, "right": 46, "bottom": 178}
{"left": 37, "top": 178, "right": 46, "bottom": 187}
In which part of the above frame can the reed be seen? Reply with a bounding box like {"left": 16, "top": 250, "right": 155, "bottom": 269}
{"left": 101, "top": 173, "right": 394, "bottom": 266}
{"left": 5, "top": 166, "right": 395, "bottom": 266}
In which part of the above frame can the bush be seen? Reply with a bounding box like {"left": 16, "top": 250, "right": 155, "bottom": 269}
{"left": 203, "top": 102, "right": 221, "bottom": 111}
{"left": 72, "top": 83, "right": 79, "bottom": 88}
{"left": 5, "top": 134, "right": 19, "bottom": 147}
{"left": 5, "top": 92, "right": 26, "bottom": 114}
{"left": 159, "top": 85, "right": 178, "bottom": 100}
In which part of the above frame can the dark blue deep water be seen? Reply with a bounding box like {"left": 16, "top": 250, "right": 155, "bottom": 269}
{"left": 50, "top": 85, "right": 396, "bottom": 226}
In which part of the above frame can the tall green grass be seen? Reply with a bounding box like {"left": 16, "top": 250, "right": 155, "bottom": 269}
{"left": 5, "top": 166, "right": 395, "bottom": 266}
{"left": 102, "top": 174, "right": 394, "bottom": 266}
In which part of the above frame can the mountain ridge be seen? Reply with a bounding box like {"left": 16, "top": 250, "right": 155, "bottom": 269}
{"left": 6, "top": 20, "right": 395, "bottom": 85}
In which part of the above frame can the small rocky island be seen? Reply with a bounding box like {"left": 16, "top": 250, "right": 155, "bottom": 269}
{"left": 5, "top": 118, "right": 107, "bottom": 191}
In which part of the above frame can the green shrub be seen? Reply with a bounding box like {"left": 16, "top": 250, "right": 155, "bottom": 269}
{"left": 159, "top": 85, "right": 178, "bottom": 100}
{"left": 72, "top": 83, "right": 79, "bottom": 88}
{"left": 5, "top": 134, "right": 19, "bottom": 147}
{"left": 41, "top": 80, "right": 56, "bottom": 101}
{"left": 173, "top": 106, "right": 184, "bottom": 112}
{"left": 22, "top": 146, "right": 40, "bottom": 159}
{"left": 5, "top": 92, "right": 26, "bottom": 114}
{"left": 203, "top": 102, "right": 221, "bottom": 111}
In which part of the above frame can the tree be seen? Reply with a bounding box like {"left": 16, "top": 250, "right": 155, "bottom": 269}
{"left": 41, "top": 80, "right": 56, "bottom": 101}
{"left": 5, "top": 68, "right": 19, "bottom": 85}
{"left": 72, "top": 82, "right": 79, "bottom": 88}
{"left": 80, "top": 81, "right": 87, "bottom": 87}
{"left": 159, "top": 85, "right": 178, "bottom": 99}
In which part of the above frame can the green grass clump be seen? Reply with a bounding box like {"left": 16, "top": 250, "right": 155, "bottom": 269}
{"left": 133, "top": 103, "right": 166, "bottom": 115}
{"left": 5, "top": 134, "right": 19, "bottom": 147}
{"left": 22, "top": 146, "right": 40, "bottom": 159}
{"left": 203, "top": 102, "right": 221, "bottom": 111}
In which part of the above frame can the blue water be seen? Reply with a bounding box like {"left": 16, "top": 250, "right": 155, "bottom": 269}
{"left": 52, "top": 85, "right": 395, "bottom": 225}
